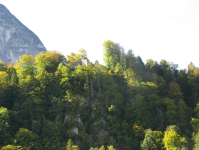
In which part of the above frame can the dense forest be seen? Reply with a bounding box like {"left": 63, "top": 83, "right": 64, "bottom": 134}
{"left": 0, "top": 40, "right": 199, "bottom": 150}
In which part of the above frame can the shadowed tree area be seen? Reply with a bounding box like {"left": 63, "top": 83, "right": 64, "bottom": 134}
{"left": 0, "top": 41, "right": 198, "bottom": 149}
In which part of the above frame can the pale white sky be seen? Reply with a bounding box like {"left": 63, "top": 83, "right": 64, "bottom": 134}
{"left": 0, "top": 0, "right": 199, "bottom": 70}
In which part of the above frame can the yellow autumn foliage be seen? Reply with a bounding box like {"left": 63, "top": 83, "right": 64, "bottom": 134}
{"left": 163, "top": 130, "right": 182, "bottom": 150}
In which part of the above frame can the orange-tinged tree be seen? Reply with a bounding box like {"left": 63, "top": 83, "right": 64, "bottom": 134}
{"left": 35, "top": 50, "right": 66, "bottom": 73}
{"left": 133, "top": 124, "right": 145, "bottom": 138}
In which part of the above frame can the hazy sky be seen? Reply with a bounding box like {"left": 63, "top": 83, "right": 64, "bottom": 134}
{"left": 0, "top": 0, "right": 199, "bottom": 70}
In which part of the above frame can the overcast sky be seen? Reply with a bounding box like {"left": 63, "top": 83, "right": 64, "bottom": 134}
{"left": 0, "top": 0, "right": 199, "bottom": 70}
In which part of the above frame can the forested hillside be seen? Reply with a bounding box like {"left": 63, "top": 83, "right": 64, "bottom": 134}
{"left": 0, "top": 40, "right": 199, "bottom": 150}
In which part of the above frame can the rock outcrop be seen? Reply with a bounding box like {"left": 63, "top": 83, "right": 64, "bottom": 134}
{"left": 0, "top": 4, "right": 46, "bottom": 64}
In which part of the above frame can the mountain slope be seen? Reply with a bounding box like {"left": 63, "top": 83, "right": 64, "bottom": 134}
{"left": 0, "top": 4, "right": 46, "bottom": 64}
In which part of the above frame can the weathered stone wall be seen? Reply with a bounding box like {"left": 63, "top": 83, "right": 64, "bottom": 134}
{"left": 70, "top": 60, "right": 87, "bottom": 69}
{"left": 70, "top": 61, "right": 82, "bottom": 69}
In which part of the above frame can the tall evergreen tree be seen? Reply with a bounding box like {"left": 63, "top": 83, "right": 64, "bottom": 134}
{"left": 66, "top": 139, "right": 74, "bottom": 150}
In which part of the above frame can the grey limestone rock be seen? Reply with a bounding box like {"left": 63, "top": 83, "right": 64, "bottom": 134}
{"left": 0, "top": 4, "right": 46, "bottom": 64}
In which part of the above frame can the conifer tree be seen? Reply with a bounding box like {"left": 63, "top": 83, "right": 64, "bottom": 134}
{"left": 107, "top": 145, "right": 116, "bottom": 150}
{"left": 99, "top": 145, "right": 105, "bottom": 150}
{"left": 66, "top": 139, "right": 74, "bottom": 150}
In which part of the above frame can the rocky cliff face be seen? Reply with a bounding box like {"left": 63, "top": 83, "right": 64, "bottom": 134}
{"left": 0, "top": 4, "right": 46, "bottom": 64}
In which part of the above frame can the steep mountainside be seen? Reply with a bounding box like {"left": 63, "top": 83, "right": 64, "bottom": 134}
{"left": 0, "top": 4, "right": 46, "bottom": 64}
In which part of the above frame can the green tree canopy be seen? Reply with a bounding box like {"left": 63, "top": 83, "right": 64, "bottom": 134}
{"left": 14, "top": 128, "right": 41, "bottom": 149}
{"left": 141, "top": 130, "right": 164, "bottom": 150}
